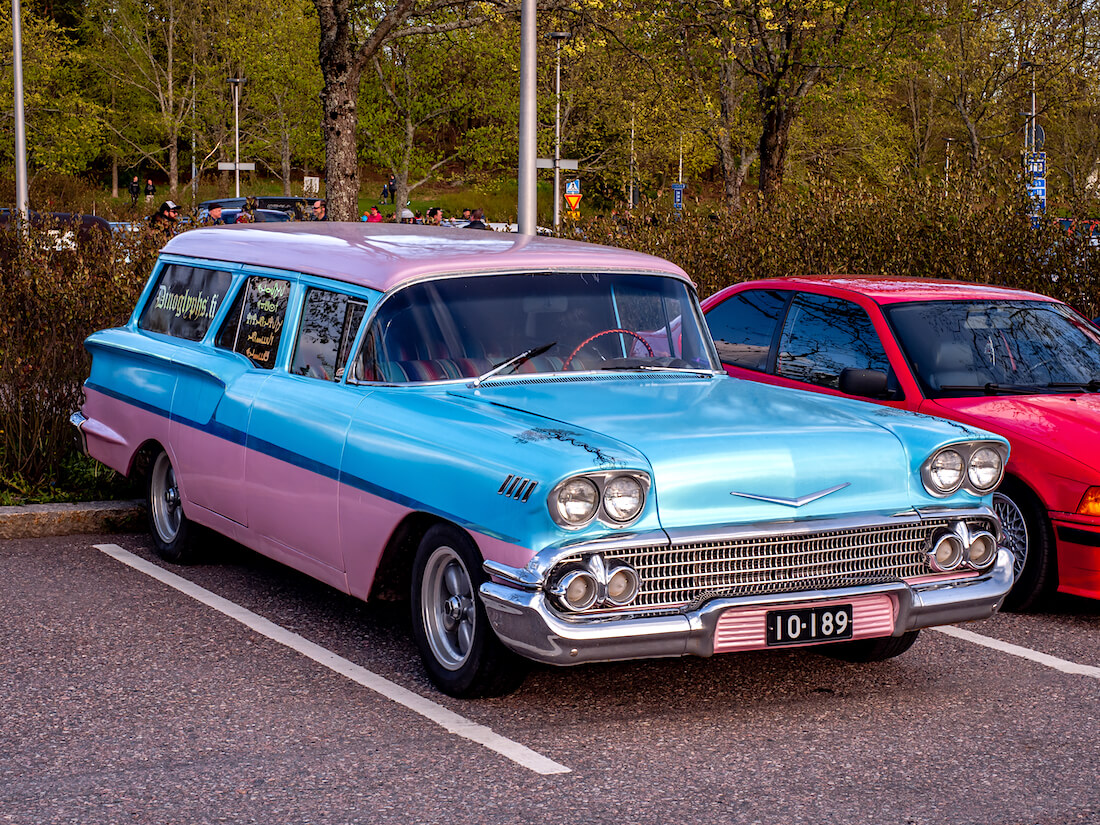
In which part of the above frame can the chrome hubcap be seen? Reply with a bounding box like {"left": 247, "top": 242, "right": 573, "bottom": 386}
{"left": 993, "top": 492, "right": 1028, "bottom": 579}
{"left": 150, "top": 453, "right": 182, "bottom": 542}
{"left": 422, "top": 546, "right": 476, "bottom": 671}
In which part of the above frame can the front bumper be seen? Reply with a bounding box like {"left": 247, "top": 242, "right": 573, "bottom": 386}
{"left": 479, "top": 548, "right": 1014, "bottom": 665}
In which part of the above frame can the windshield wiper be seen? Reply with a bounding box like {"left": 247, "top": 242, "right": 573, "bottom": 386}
{"left": 1046, "top": 379, "right": 1100, "bottom": 392}
{"left": 939, "top": 383, "right": 1044, "bottom": 396}
{"left": 470, "top": 342, "right": 556, "bottom": 388}
{"left": 600, "top": 364, "right": 714, "bottom": 378}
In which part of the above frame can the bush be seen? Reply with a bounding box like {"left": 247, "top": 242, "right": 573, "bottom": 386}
{"left": 0, "top": 217, "right": 159, "bottom": 500}
{"left": 580, "top": 177, "right": 1100, "bottom": 320}
{"left": 3, "top": 178, "right": 1098, "bottom": 504}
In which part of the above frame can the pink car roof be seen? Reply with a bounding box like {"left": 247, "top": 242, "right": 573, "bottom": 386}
{"left": 161, "top": 223, "right": 691, "bottom": 292}
{"left": 737, "top": 275, "right": 1058, "bottom": 306}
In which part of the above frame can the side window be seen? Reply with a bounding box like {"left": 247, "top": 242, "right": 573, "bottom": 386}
{"left": 291, "top": 288, "right": 369, "bottom": 381}
{"left": 775, "top": 293, "right": 889, "bottom": 389}
{"left": 215, "top": 275, "right": 291, "bottom": 369}
{"left": 706, "top": 289, "right": 788, "bottom": 371}
{"left": 138, "top": 263, "right": 233, "bottom": 341}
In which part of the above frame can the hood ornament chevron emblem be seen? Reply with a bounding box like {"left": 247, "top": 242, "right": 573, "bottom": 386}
{"left": 730, "top": 482, "right": 850, "bottom": 508}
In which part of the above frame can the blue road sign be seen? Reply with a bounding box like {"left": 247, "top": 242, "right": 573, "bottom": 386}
{"left": 565, "top": 179, "right": 580, "bottom": 196}
{"left": 671, "top": 183, "right": 686, "bottom": 209}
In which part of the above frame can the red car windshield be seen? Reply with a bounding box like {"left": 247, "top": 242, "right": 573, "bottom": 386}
{"left": 885, "top": 299, "right": 1100, "bottom": 397}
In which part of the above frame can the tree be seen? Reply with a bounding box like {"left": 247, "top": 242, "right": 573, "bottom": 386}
{"left": 0, "top": 6, "right": 100, "bottom": 179}
{"left": 83, "top": 0, "right": 201, "bottom": 195}
{"left": 223, "top": 0, "right": 324, "bottom": 195}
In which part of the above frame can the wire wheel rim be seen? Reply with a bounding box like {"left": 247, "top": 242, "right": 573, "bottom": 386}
{"left": 993, "top": 492, "right": 1028, "bottom": 580}
{"left": 150, "top": 453, "right": 182, "bottom": 543}
{"left": 421, "top": 546, "right": 476, "bottom": 671}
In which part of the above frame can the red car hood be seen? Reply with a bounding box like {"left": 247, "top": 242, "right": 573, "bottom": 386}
{"left": 928, "top": 393, "right": 1100, "bottom": 472}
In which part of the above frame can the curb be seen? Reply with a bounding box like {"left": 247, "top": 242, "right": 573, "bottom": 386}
{"left": 0, "top": 500, "right": 145, "bottom": 540}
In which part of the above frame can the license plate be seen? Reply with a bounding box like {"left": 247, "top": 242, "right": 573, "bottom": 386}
{"left": 766, "top": 604, "right": 854, "bottom": 646}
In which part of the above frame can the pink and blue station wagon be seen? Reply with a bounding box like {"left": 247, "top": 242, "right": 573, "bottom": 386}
{"left": 74, "top": 224, "right": 1012, "bottom": 697}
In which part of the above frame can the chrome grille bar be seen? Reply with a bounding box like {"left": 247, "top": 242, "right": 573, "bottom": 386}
{"left": 555, "top": 518, "right": 992, "bottom": 611}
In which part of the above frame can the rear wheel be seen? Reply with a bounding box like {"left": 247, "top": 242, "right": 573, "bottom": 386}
{"left": 994, "top": 483, "right": 1055, "bottom": 612}
{"left": 823, "top": 630, "right": 920, "bottom": 663}
{"left": 147, "top": 449, "right": 197, "bottom": 563}
{"left": 410, "top": 524, "right": 526, "bottom": 698}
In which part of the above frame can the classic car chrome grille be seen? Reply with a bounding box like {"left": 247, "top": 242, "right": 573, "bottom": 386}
{"left": 555, "top": 518, "right": 993, "bottom": 612}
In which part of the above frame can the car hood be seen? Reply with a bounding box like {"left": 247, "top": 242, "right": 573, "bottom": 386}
{"left": 930, "top": 393, "right": 1100, "bottom": 472}
{"left": 449, "top": 374, "right": 993, "bottom": 530}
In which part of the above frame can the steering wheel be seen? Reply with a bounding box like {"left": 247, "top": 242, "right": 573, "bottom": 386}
{"left": 563, "top": 328, "right": 654, "bottom": 369}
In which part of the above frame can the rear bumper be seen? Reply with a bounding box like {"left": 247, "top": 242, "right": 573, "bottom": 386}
{"left": 480, "top": 548, "right": 1014, "bottom": 666}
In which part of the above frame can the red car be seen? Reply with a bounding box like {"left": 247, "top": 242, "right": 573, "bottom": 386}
{"left": 701, "top": 276, "right": 1100, "bottom": 610}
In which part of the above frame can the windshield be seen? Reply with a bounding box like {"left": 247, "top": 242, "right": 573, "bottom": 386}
{"left": 885, "top": 299, "right": 1100, "bottom": 397}
{"left": 355, "top": 271, "right": 719, "bottom": 383}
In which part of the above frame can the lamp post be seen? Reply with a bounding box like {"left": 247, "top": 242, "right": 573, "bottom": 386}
{"left": 227, "top": 77, "right": 246, "bottom": 198}
{"left": 548, "top": 31, "right": 572, "bottom": 230}
{"left": 12, "top": 0, "right": 29, "bottom": 222}
{"left": 517, "top": 0, "right": 536, "bottom": 235}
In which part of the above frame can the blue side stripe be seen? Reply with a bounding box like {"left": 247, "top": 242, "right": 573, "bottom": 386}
{"left": 85, "top": 382, "right": 522, "bottom": 545}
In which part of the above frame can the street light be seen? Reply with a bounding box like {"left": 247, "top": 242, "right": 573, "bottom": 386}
{"left": 13, "top": 0, "right": 29, "bottom": 222}
{"left": 548, "top": 31, "right": 572, "bottom": 230}
{"left": 227, "top": 77, "right": 246, "bottom": 198}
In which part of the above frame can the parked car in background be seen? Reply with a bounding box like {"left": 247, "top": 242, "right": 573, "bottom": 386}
{"left": 220, "top": 208, "right": 292, "bottom": 224}
{"left": 702, "top": 276, "right": 1100, "bottom": 610}
{"left": 198, "top": 196, "right": 318, "bottom": 221}
{"left": 73, "top": 227, "right": 1012, "bottom": 697}
{"left": 0, "top": 209, "right": 111, "bottom": 249}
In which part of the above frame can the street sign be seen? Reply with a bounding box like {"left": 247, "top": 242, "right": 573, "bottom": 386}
{"left": 303, "top": 176, "right": 320, "bottom": 196}
{"left": 1026, "top": 152, "right": 1046, "bottom": 176}
{"left": 565, "top": 193, "right": 582, "bottom": 210}
{"left": 537, "top": 158, "right": 579, "bottom": 170}
{"left": 565, "top": 179, "right": 580, "bottom": 196}
{"left": 218, "top": 162, "right": 255, "bottom": 171}
{"left": 671, "top": 183, "right": 686, "bottom": 210}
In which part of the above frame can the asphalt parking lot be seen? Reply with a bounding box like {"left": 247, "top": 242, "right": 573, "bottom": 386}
{"left": 3, "top": 532, "right": 1098, "bottom": 825}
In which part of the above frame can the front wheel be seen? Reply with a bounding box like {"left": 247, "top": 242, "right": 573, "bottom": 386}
{"left": 823, "top": 630, "right": 920, "bottom": 663}
{"left": 410, "top": 525, "right": 526, "bottom": 698}
{"left": 147, "top": 449, "right": 196, "bottom": 563}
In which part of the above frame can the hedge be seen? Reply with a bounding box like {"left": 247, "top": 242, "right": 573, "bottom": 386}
{"left": 1, "top": 180, "right": 1096, "bottom": 500}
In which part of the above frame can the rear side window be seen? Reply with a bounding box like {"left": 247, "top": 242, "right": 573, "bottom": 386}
{"left": 215, "top": 275, "right": 292, "bottom": 369}
{"left": 138, "top": 263, "right": 233, "bottom": 341}
{"left": 291, "top": 288, "right": 369, "bottom": 381}
{"left": 775, "top": 293, "right": 890, "bottom": 389}
{"left": 706, "top": 289, "right": 788, "bottom": 371}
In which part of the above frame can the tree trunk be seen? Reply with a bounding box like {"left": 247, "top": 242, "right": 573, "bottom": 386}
{"left": 320, "top": 65, "right": 361, "bottom": 220}
{"left": 758, "top": 105, "right": 790, "bottom": 201}
{"left": 314, "top": 0, "right": 418, "bottom": 220}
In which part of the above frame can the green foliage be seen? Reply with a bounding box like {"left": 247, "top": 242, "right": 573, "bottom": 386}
{"left": 0, "top": 7, "right": 102, "bottom": 176}
{"left": 583, "top": 176, "right": 1100, "bottom": 321}
{"left": 0, "top": 219, "right": 157, "bottom": 500}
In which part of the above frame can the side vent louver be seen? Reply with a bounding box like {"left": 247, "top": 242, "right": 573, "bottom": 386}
{"left": 498, "top": 474, "right": 539, "bottom": 503}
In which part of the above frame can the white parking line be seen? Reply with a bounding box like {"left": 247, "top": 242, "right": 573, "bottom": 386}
{"left": 94, "top": 543, "right": 571, "bottom": 776}
{"left": 934, "top": 625, "right": 1100, "bottom": 679}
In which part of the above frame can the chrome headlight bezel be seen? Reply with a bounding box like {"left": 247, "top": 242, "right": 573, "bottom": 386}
{"left": 548, "top": 471, "right": 652, "bottom": 529}
{"left": 921, "top": 441, "right": 1007, "bottom": 498}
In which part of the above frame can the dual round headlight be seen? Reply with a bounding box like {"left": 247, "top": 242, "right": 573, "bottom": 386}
{"left": 928, "top": 524, "right": 999, "bottom": 572}
{"left": 550, "top": 472, "right": 649, "bottom": 528}
{"left": 550, "top": 558, "right": 642, "bottom": 611}
{"left": 922, "top": 443, "right": 1006, "bottom": 497}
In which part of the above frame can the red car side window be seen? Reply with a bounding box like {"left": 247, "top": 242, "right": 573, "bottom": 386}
{"left": 775, "top": 293, "right": 890, "bottom": 390}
